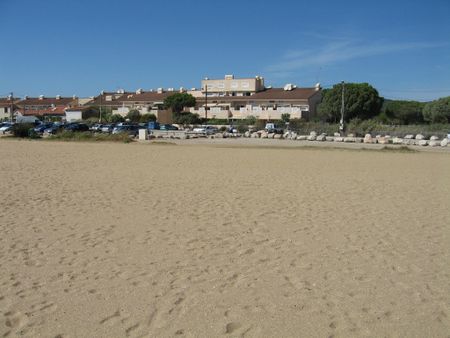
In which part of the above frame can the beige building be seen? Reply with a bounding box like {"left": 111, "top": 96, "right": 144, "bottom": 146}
{"left": 202, "top": 75, "right": 265, "bottom": 97}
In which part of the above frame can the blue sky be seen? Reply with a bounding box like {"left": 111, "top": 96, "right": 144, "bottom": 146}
{"left": 1, "top": 0, "right": 449, "bottom": 101}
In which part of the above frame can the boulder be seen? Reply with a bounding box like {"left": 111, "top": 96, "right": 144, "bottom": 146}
{"left": 378, "top": 137, "right": 389, "bottom": 144}
{"left": 316, "top": 134, "right": 326, "bottom": 141}
{"left": 430, "top": 135, "right": 439, "bottom": 141}
{"left": 274, "top": 134, "right": 282, "bottom": 139}
{"left": 297, "top": 135, "right": 307, "bottom": 140}
{"left": 347, "top": 133, "right": 355, "bottom": 137}
{"left": 309, "top": 131, "right": 317, "bottom": 137}
{"left": 307, "top": 135, "right": 316, "bottom": 141}
{"left": 415, "top": 134, "right": 425, "bottom": 140}
{"left": 334, "top": 132, "right": 341, "bottom": 137}
{"left": 290, "top": 132, "right": 298, "bottom": 140}
{"left": 429, "top": 140, "right": 439, "bottom": 147}
{"left": 441, "top": 138, "right": 449, "bottom": 147}
{"left": 404, "top": 134, "right": 415, "bottom": 139}
{"left": 343, "top": 137, "right": 355, "bottom": 143}
{"left": 260, "top": 132, "right": 268, "bottom": 139}
{"left": 392, "top": 137, "right": 403, "bottom": 144}
{"left": 244, "top": 131, "right": 251, "bottom": 138}
{"left": 283, "top": 132, "right": 290, "bottom": 139}
{"left": 325, "top": 136, "right": 335, "bottom": 142}
{"left": 354, "top": 137, "right": 363, "bottom": 143}
{"left": 364, "top": 134, "right": 373, "bottom": 144}
{"left": 418, "top": 140, "right": 428, "bottom": 146}
{"left": 251, "top": 132, "right": 259, "bottom": 138}
{"left": 334, "top": 137, "right": 344, "bottom": 142}
{"left": 402, "top": 139, "right": 415, "bottom": 146}
{"left": 268, "top": 133, "right": 275, "bottom": 139}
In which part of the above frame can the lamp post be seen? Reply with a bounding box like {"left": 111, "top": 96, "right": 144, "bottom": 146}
{"left": 339, "top": 81, "right": 345, "bottom": 135}
{"left": 204, "top": 77, "right": 208, "bottom": 124}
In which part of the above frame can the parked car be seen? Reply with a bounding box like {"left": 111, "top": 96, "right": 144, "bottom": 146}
{"left": 100, "top": 124, "right": 115, "bottom": 133}
{"left": 0, "top": 122, "right": 14, "bottom": 134}
{"left": 33, "top": 122, "right": 53, "bottom": 134}
{"left": 160, "top": 124, "right": 179, "bottom": 131}
{"left": 265, "top": 123, "right": 284, "bottom": 134}
{"left": 147, "top": 121, "right": 160, "bottom": 130}
{"left": 43, "top": 123, "right": 65, "bottom": 135}
{"left": 64, "top": 123, "right": 90, "bottom": 132}
{"left": 112, "top": 125, "right": 139, "bottom": 137}
{"left": 193, "top": 125, "right": 218, "bottom": 135}
{"left": 90, "top": 123, "right": 103, "bottom": 132}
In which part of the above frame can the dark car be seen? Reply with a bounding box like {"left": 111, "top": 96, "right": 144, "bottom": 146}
{"left": 64, "top": 123, "right": 90, "bottom": 132}
{"left": 112, "top": 125, "right": 139, "bottom": 137}
{"left": 100, "top": 124, "right": 116, "bottom": 133}
{"left": 33, "top": 122, "right": 53, "bottom": 134}
{"left": 43, "top": 123, "right": 65, "bottom": 135}
{"left": 160, "top": 124, "right": 179, "bottom": 131}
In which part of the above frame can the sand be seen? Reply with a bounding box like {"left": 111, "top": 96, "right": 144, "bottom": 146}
{"left": 0, "top": 139, "right": 449, "bottom": 338}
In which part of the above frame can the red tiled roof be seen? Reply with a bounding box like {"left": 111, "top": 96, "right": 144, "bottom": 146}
{"left": 19, "top": 106, "right": 66, "bottom": 116}
{"left": 16, "top": 97, "right": 76, "bottom": 106}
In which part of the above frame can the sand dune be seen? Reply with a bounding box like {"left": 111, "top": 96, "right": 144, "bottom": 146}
{"left": 0, "top": 140, "right": 449, "bottom": 337}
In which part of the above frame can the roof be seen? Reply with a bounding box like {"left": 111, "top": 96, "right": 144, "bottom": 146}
{"left": 17, "top": 97, "right": 76, "bottom": 106}
{"left": 65, "top": 106, "right": 91, "bottom": 112}
{"left": 120, "top": 91, "right": 176, "bottom": 102}
{"left": 0, "top": 98, "right": 20, "bottom": 107}
{"left": 19, "top": 106, "right": 66, "bottom": 116}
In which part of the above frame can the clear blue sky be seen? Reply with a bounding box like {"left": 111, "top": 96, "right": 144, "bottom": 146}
{"left": 1, "top": 0, "right": 449, "bottom": 101}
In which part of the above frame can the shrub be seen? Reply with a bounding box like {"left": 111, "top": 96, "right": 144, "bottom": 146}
{"left": 237, "top": 124, "right": 248, "bottom": 133}
{"left": 12, "top": 123, "right": 35, "bottom": 138}
{"left": 139, "top": 113, "right": 156, "bottom": 123}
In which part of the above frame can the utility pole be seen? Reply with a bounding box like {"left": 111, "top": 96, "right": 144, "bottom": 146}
{"left": 99, "top": 92, "right": 103, "bottom": 123}
{"left": 9, "top": 92, "right": 14, "bottom": 122}
{"left": 339, "top": 81, "right": 345, "bottom": 135}
{"left": 204, "top": 79, "right": 208, "bottom": 124}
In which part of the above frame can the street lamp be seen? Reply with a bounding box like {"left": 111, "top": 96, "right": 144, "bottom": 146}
{"left": 203, "top": 78, "right": 209, "bottom": 124}
{"left": 339, "top": 81, "right": 345, "bottom": 135}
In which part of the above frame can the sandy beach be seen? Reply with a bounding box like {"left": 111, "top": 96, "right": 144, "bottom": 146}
{"left": 0, "top": 139, "right": 449, "bottom": 337}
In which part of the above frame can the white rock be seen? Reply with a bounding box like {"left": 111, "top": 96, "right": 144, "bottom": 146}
{"left": 268, "top": 133, "right": 275, "bottom": 139}
{"left": 290, "top": 132, "right": 298, "bottom": 140}
{"left": 343, "top": 137, "right": 355, "bottom": 143}
{"left": 440, "top": 138, "right": 448, "bottom": 147}
{"left": 347, "top": 133, "right": 355, "bottom": 137}
{"left": 316, "top": 135, "right": 326, "bottom": 141}
{"left": 251, "top": 132, "right": 259, "bottom": 138}
{"left": 418, "top": 140, "right": 428, "bottom": 146}
{"left": 378, "top": 137, "right": 389, "bottom": 144}
{"left": 354, "top": 138, "right": 363, "bottom": 143}
{"left": 307, "top": 135, "right": 317, "bottom": 141}
{"left": 403, "top": 139, "right": 414, "bottom": 145}
{"left": 404, "top": 134, "right": 414, "bottom": 139}
{"left": 429, "top": 140, "right": 439, "bottom": 147}
{"left": 430, "top": 135, "right": 439, "bottom": 141}
{"left": 244, "top": 131, "right": 251, "bottom": 138}
{"left": 334, "top": 137, "right": 344, "bottom": 142}
{"left": 415, "top": 134, "right": 425, "bottom": 140}
{"left": 274, "top": 134, "right": 282, "bottom": 139}
{"left": 392, "top": 137, "right": 403, "bottom": 144}
{"left": 334, "top": 132, "right": 341, "bottom": 137}
{"left": 309, "top": 131, "right": 317, "bottom": 137}
{"left": 260, "top": 132, "right": 268, "bottom": 138}
{"left": 364, "top": 134, "right": 373, "bottom": 144}
{"left": 325, "top": 136, "right": 335, "bottom": 142}
{"left": 297, "top": 135, "right": 307, "bottom": 140}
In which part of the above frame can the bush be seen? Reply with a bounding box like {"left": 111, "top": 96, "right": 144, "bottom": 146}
{"left": 237, "top": 124, "right": 248, "bottom": 133}
{"left": 139, "top": 113, "right": 156, "bottom": 123}
{"left": 110, "top": 114, "right": 125, "bottom": 123}
{"left": 12, "top": 123, "right": 35, "bottom": 138}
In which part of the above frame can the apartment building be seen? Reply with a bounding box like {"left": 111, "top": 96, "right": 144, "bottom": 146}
{"left": 192, "top": 75, "right": 322, "bottom": 120}
{"left": 15, "top": 95, "right": 78, "bottom": 119}
{"left": 0, "top": 97, "right": 19, "bottom": 121}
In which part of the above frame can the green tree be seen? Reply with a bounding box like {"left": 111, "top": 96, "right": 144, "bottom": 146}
{"left": 317, "top": 83, "right": 383, "bottom": 122}
{"left": 172, "top": 111, "right": 201, "bottom": 125}
{"left": 281, "top": 113, "right": 291, "bottom": 123}
{"left": 126, "top": 109, "right": 141, "bottom": 122}
{"left": 139, "top": 113, "right": 157, "bottom": 123}
{"left": 381, "top": 100, "right": 425, "bottom": 124}
{"left": 110, "top": 114, "right": 125, "bottom": 123}
{"left": 422, "top": 96, "right": 450, "bottom": 123}
{"left": 164, "top": 93, "right": 196, "bottom": 114}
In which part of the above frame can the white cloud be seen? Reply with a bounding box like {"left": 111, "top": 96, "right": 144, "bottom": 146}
{"left": 266, "top": 39, "right": 446, "bottom": 74}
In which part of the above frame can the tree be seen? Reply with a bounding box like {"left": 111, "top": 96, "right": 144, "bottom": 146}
{"left": 110, "top": 114, "right": 125, "bottom": 123}
{"left": 317, "top": 83, "right": 383, "bottom": 122}
{"left": 172, "top": 111, "right": 201, "bottom": 125}
{"left": 139, "top": 113, "right": 157, "bottom": 123}
{"left": 126, "top": 109, "right": 141, "bottom": 122}
{"left": 422, "top": 96, "right": 450, "bottom": 123}
{"left": 281, "top": 113, "right": 291, "bottom": 123}
{"left": 164, "top": 93, "right": 196, "bottom": 114}
{"left": 381, "top": 100, "right": 425, "bottom": 124}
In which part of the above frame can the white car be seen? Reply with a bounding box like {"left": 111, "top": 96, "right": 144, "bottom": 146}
{"left": 0, "top": 123, "right": 14, "bottom": 134}
{"left": 193, "top": 125, "right": 218, "bottom": 135}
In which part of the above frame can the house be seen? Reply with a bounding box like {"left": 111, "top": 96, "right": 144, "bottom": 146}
{"left": 191, "top": 75, "right": 322, "bottom": 120}
{"left": 15, "top": 95, "right": 78, "bottom": 120}
{"left": 65, "top": 106, "right": 96, "bottom": 122}
{"left": 0, "top": 97, "right": 19, "bottom": 121}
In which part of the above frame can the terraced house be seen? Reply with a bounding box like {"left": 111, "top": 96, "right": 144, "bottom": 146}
{"left": 15, "top": 95, "right": 78, "bottom": 120}
{"left": 191, "top": 75, "right": 322, "bottom": 120}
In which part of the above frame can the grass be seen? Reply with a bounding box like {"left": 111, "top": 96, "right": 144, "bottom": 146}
{"left": 47, "top": 131, "right": 134, "bottom": 143}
